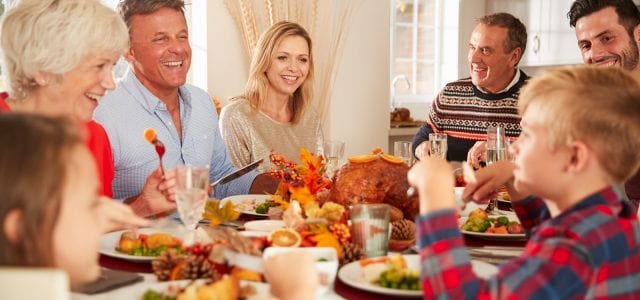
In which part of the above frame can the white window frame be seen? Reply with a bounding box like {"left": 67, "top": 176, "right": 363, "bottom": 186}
{"left": 389, "top": 0, "right": 441, "bottom": 109}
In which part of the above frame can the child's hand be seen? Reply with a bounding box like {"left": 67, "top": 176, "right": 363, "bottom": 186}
{"left": 407, "top": 157, "right": 455, "bottom": 214}
{"left": 462, "top": 160, "right": 519, "bottom": 203}
{"left": 264, "top": 252, "right": 318, "bottom": 300}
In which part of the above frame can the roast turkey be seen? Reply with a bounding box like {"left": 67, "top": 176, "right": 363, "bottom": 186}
{"left": 328, "top": 154, "right": 419, "bottom": 220}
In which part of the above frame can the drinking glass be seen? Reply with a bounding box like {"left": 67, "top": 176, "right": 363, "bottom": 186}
{"left": 393, "top": 141, "right": 413, "bottom": 166}
{"left": 175, "top": 165, "right": 210, "bottom": 232}
{"left": 485, "top": 126, "right": 507, "bottom": 215}
{"left": 323, "top": 140, "right": 345, "bottom": 178}
{"left": 485, "top": 126, "right": 507, "bottom": 165}
{"left": 350, "top": 204, "right": 390, "bottom": 258}
{"left": 428, "top": 133, "right": 448, "bottom": 159}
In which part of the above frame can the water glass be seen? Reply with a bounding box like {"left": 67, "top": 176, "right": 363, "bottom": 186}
{"left": 350, "top": 204, "right": 390, "bottom": 258}
{"left": 393, "top": 141, "right": 413, "bottom": 166}
{"left": 323, "top": 140, "right": 345, "bottom": 177}
{"left": 486, "top": 126, "right": 507, "bottom": 165}
{"left": 428, "top": 133, "right": 448, "bottom": 159}
{"left": 175, "top": 165, "right": 210, "bottom": 230}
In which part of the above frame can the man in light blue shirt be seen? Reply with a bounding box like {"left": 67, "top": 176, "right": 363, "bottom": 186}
{"left": 95, "top": 0, "right": 275, "bottom": 216}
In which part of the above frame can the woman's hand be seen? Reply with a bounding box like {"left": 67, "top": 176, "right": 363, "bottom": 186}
{"left": 407, "top": 157, "right": 455, "bottom": 214}
{"left": 467, "top": 141, "right": 486, "bottom": 169}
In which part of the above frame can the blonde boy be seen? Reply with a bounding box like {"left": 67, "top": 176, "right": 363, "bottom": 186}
{"left": 408, "top": 66, "right": 640, "bottom": 298}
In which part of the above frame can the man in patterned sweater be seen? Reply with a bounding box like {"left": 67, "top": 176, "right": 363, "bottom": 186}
{"left": 412, "top": 13, "right": 529, "bottom": 162}
{"left": 408, "top": 66, "right": 640, "bottom": 298}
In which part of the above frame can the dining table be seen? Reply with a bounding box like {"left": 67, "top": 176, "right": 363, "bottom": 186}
{"left": 73, "top": 201, "right": 525, "bottom": 300}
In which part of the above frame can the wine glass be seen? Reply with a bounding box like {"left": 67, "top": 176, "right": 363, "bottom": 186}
{"left": 394, "top": 141, "right": 413, "bottom": 166}
{"left": 175, "top": 165, "right": 210, "bottom": 244}
{"left": 323, "top": 140, "right": 345, "bottom": 178}
{"left": 485, "top": 126, "right": 507, "bottom": 215}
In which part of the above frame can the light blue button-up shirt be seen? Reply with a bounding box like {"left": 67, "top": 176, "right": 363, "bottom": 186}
{"left": 94, "top": 70, "right": 257, "bottom": 200}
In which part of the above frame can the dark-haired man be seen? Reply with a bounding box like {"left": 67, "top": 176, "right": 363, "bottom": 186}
{"left": 568, "top": 0, "right": 640, "bottom": 211}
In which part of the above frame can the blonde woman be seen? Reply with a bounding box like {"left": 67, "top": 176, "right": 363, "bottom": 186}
{"left": 220, "top": 21, "right": 323, "bottom": 171}
{"left": 0, "top": 0, "right": 172, "bottom": 220}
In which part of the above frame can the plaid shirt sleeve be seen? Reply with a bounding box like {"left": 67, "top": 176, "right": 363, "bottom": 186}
{"left": 511, "top": 196, "right": 550, "bottom": 236}
{"left": 416, "top": 209, "right": 595, "bottom": 299}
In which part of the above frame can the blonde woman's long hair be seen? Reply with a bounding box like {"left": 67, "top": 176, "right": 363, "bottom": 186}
{"left": 241, "top": 21, "right": 314, "bottom": 124}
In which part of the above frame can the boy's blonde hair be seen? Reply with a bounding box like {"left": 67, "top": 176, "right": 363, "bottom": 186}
{"left": 518, "top": 66, "right": 640, "bottom": 183}
{"left": 1, "top": 0, "right": 129, "bottom": 99}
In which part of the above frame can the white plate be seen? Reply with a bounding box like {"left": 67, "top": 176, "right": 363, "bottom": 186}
{"left": 136, "top": 279, "right": 269, "bottom": 299}
{"left": 458, "top": 216, "right": 526, "bottom": 241}
{"left": 99, "top": 228, "right": 186, "bottom": 263}
{"left": 220, "top": 194, "right": 273, "bottom": 217}
{"left": 243, "top": 220, "right": 285, "bottom": 232}
{"left": 338, "top": 255, "right": 497, "bottom": 297}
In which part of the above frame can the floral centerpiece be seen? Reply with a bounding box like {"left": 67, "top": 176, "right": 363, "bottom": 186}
{"left": 265, "top": 148, "right": 365, "bottom": 265}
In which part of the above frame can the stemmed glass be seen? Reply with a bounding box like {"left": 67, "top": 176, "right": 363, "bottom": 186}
{"left": 485, "top": 126, "right": 507, "bottom": 215}
{"left": 323, "top": 140, "right": 345, "bottom": 178}
{"left": 175, "top": 165, "right": 210, "bottom": 244}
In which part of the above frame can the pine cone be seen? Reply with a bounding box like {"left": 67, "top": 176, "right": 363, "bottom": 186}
{"left": 182, "top": 254, "right": 219, "bottom": 280}
{"left": 391, "top": 219, "right": 416, "bottom": 240}
{"left": 152, "top": 249, "right": 185, "bottom": 281}
{"left": 340, "top": 242, "right": 365, "bottom": 266}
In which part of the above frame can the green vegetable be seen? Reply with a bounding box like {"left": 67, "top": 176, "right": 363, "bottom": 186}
{"left": 141, "top": 289, "right": 175, "bottom": 300}
{"left": 496, "top": 216, "right": 510, "bottom": 226}
{"left": 255, "top": 202, "right": 272, "bottom": 214}
{"left": 462, "top": 217, "right": 491, "bottom": 232}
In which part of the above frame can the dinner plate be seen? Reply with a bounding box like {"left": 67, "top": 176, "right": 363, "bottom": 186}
{"left": 220, "top": 194, "right": 273, "bottom": 217}
{"left": 458, "top": 216, "right": 526, "bottom": 241}
{"left": 243, "top": 220, "right": 285, "bottom": 232}
{"left": 99, "top": 228, "right": 186, "bottom": 263}
{"left": 338, "top": 255, "right": 497, "bottom": 297}
{"left": 125, "top": 278, "right": 270, "bottom": 299}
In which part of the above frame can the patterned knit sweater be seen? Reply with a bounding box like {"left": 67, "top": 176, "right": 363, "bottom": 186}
{"left": 413, "top": 70, "right": 529, "bottom": 161}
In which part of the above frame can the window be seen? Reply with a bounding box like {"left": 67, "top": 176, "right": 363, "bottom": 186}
{"left": 390, "top": 0, "right": 439, "bottom": 110}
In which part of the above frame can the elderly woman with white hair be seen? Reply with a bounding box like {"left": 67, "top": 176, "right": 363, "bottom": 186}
{"left": 0, "top": 0, "right": 171, "bottom": 224}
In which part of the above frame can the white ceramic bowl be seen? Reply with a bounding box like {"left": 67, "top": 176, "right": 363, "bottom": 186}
{"left": 263, "top": 247, "right": 338, "bottom": 295}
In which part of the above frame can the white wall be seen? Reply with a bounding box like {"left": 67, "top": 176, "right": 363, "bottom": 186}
{"left": 199, "top": 1, "right": 390, "bottom": 156}
{"left": 329, "top": 3, "right": 390, "bottom": 155}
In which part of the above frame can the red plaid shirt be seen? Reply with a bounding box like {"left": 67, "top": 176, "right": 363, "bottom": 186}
{"left": 416, "top": 186, "right": 640, "bottom": 299}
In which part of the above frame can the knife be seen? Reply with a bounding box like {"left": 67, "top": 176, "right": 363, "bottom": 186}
{"left": 210, "top": 158, "right": 264, "bottom": 188}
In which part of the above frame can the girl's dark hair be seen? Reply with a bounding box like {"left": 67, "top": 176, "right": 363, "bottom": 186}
{"left": 0, "top": 113, "right": 82, "bottom": 267}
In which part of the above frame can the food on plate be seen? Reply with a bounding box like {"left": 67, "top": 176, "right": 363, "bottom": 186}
{"left": 330, "top": 148, "right": 418, "bottom": 220}
{"left": 141, "top": 274, "right": 256, "bottom": 300}
{"left": 360, "top": 255, "right": 420, "bottom": 291}
{"left": 116, "top": 231, "right": 183, "bottom": 257}
{"left": 232, "top": 197, "right": 278, "bottom": 215}
{"left": 496, "top": 187, "right": 511, "bottom": 202}
{"left": 460, "top": 208, "right": 524, "bottom": 234}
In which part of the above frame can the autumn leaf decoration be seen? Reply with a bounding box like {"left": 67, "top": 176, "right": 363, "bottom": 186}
{"left": 267, "top": 148, "right": 332, "bottom": 208}
{"left": 202, "top": 199, "right": 240, "bottom": 226}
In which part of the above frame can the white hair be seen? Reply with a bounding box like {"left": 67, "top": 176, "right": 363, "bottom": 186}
{"left": 0, "top": 0, "right": 129, "bottom": 99}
